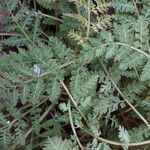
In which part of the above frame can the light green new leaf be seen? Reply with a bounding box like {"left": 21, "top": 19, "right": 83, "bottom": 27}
{"left": 59, "top": 103, "right": 68, "bottom": 112}
{"left": 119, "top": 126, "right": 130, "bottom": 143}
{"left": 119, "top": 126, "right": 130, "bottom": 150}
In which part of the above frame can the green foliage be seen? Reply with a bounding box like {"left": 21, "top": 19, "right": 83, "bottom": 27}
{"left": 0, "top": 129, "right": 13, "bottom": 148}
{"left": 129, "top": 125, "right": 150, "bottom": 142}
{"left": 86, "top": 139, "right": 111, "bottom": 150}
{"left": 140, "top": 61, "right": 150, "bottom": 81}
{"left": 36, "top": 0, "right": 53, "bottom": 10}
{"left": 0, "top": 114, "right": 14, "bottom": 148}
{"left": 0, "top": 0, "right": 150, "bottom": 149}
{"left": 47, "top": 76, "right": 61, "bottom": 102}
{"left": 43, "top": 137, "right": 78, "bottom": 150}
{"left": 118, "top": 126, "right": 130, "bottom": 149}
{"left": 112, "top": 0, "right": 135, "bottom": 12}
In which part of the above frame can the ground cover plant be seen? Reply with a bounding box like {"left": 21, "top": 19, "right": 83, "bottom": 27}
{"left": 0, "top": 0, "right": 150, "bottom": 149}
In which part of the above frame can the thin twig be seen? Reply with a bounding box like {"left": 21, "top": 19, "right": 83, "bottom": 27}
{"left": 6, "top": 0, "right": 38, "bottom": 48}
{"left": 33, "top": 0, "right": 37, "bottom": 11}
{"left": 68, "top": 102, "right": 84, "bottom": 150}
{"left": 60, "top": 78, "right": 150, "bottom": 147}
{"left": 86, "top": 0, "right": 91, "bottom": 39}
{"left": 97, "top": 42, "right": 150, "bottom": 60}
{"left": 7, "top": 97, "right": 48, "bottom": 130}
{"left": 60, "top": 80, "right": 150, "bottom": 147}
{"left": 115, "top": 42, "right": 150, "bottom": 59}
{"left": 133, "top": 0, "right": 139, "bottom": 17}
{"left": 60, "top": 72, "right": 150, "bottom": 147}
{"left": 8, "top": 103, "right": 55, "bottom": 150}
{"left": 100, "top": 59, "right": 150, "bottom": 127}
{"left": 25, "top": 103, "right": 55, "bottom": 138}
{"left": 0, "top": 32, "right": 18, "bottom": 36}
{"left": 40, "top": 30, "right": 49, "bottom": 39}
{"left": 82, "top": 127, "right": 150, "bottom": 146}
{"left": 5, "top": 104, "right": 30, "bottom": 118}
{"left": 117, "top": 105, "right": 138, "bottom": 116}
{"left": 60, "top": 80, "right": 88, "bottom": 124}
{"left": 75, "top": 0, "right": 81, "bottom": 15}
{"left": 39, "top": 61, "right": 75, "bottom": 77}
{"left": 38, "top": 11, "right": 63, "bottom": 23}
{"left": 145, "top": 9, "right": 150, "bottom": 19}
{"left": 60, "top": 81, "right": 77, "bottom": 107}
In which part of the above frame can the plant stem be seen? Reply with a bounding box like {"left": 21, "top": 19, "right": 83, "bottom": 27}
{"left": 133, "top": 0, "right": 139, "bottom": 17}
{"left": 6, "top": 1, "right": 37, "bottom": 48}
{"left": 0, "top": 33, "right": 19, "bottom": 36}
{"left": 7, "top": 97, "right": 48, "bottom": 130}
{"left": 81, "top": 127, "right": 150, "bottom": 146}
{"left": 68, "top": 102, "right": 84, "bottom": 150}
{"left": 99, "top": 42, "right": 150, "bottom": 60}
{"left": 115, "top": 42, "right": 150, "bottom": 59}
{"left": 25, "top": 102, "right": 55, "bottom": 137}
{"left": 75, "top": 0, "right": 81, "bottom": 15}
{"left": 86, "top": 0, "right": 91, "bottom": 39}
{"left": 9, "top": 102, "right": 55, "bottom": 150}
{"left": 60, "top": 80, "right": 88, "bottom": 124}
{"left": 38, "top": 11, "right": 63, "bottom": 23}
{"left": 38, "top": 61, "right": 75, "bottom": 78}
{"left": 100, "top": 59, "right": 150, "bottom": 128}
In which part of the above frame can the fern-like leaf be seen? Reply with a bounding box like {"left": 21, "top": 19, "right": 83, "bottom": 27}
{"left": 119, "top": 53, "right": 144, "bottom": 70}
{"left": 0, "top": 129, "right": 13, "bottom": 148}
{"left": 118, "top": 126, "right": 130, "bottom": 149}
{"left": 112, "top": 0, "right": 135, "bottom": 13}
{"left": 140, "top": 61, "right": 150, "bottom": 81}
{"left": 31, "top": 78, "right": 44, "bottom": 104}
{"left": 43, "top": 137, "right": 78, "bottom": 150}
{"left": 47, "top": 76, "right": 61, "bottom": 102}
